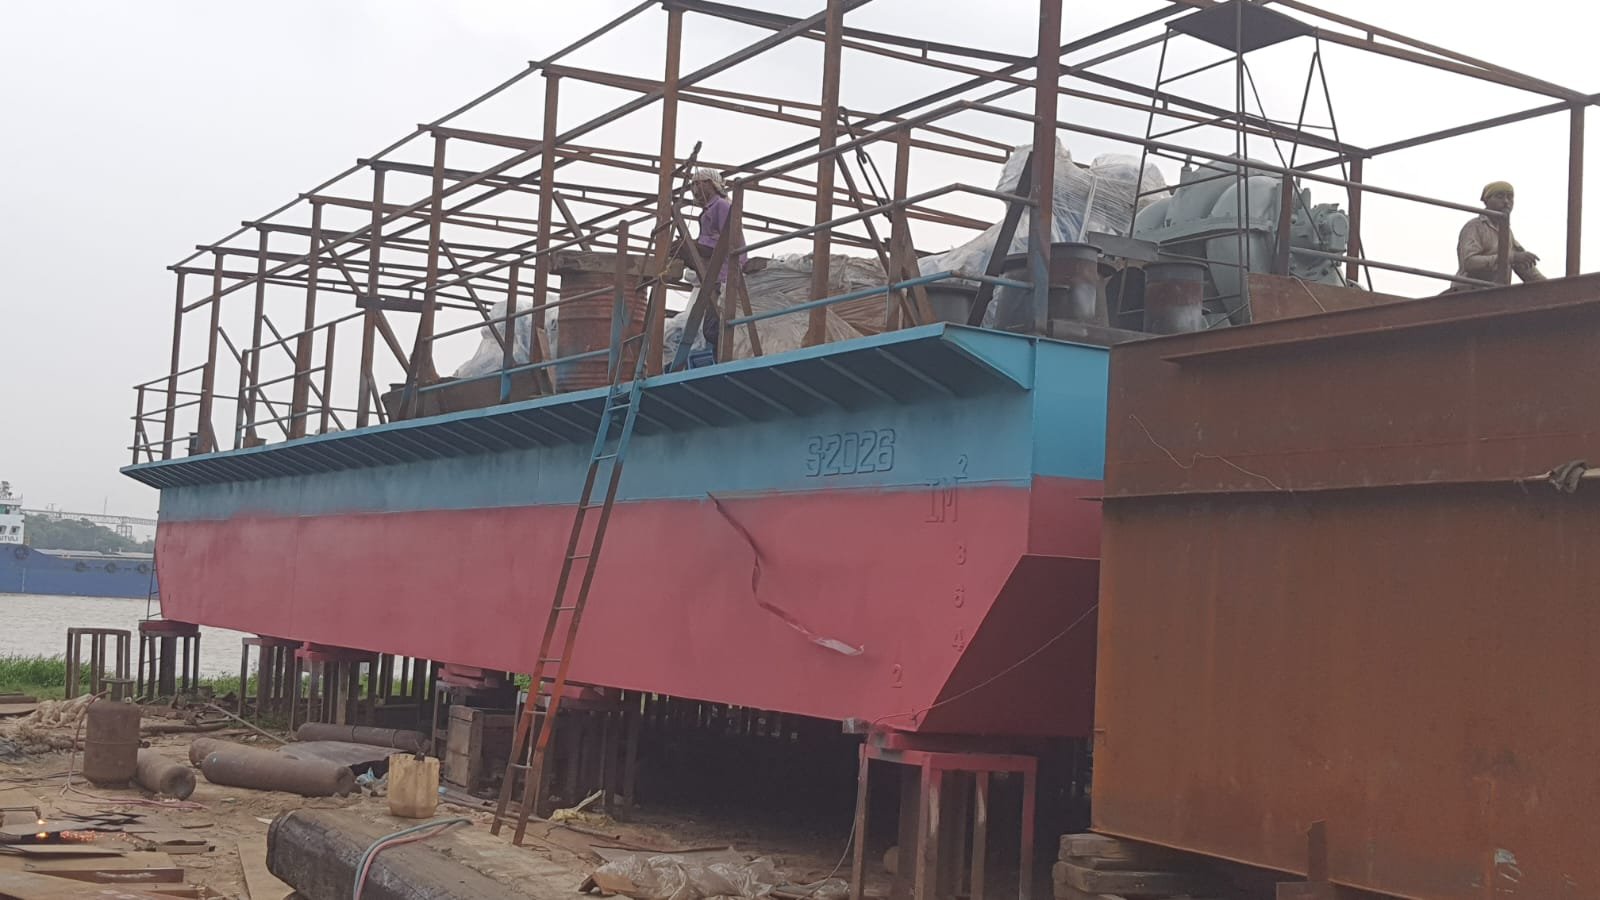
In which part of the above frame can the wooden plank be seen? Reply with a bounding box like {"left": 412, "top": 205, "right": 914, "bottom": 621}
{"left": 117, "top": 828, "right": 208, "bottom": 855}
{"left": 0, "top": 703, "right": 41, "bottom": 718}
{"left": 1060, "top": 833, "right": 1139, "bottom": 860}
{"left": 20, "top": 868, "right": 185, "bottom": 886}
{"left": 1053, "top": 861, "right": 1212, "bottom": 897}
{"left": 238, "top": 837, "right": 293, "bottom": 900}
{"left": 23, "top": 852, "right": 174, "bottom": 873}
{"left": 140, "top": 888, "right": 201, "bottom": 899}
{"left": 0, "top": 846, "right": 127, "bottom": 859}
{"left": 0, "top": 869, "right": 174, "bottom": 899}
{"left": 1058, "top": 833, "right": 1192, "bottom": 872}
{"left": 1050, "top": 887, "right": 1122, "bottom": 900}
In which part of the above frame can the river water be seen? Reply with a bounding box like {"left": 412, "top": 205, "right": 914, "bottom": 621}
{"left": 1, "top": 593, "right": 250, "bottom": 676}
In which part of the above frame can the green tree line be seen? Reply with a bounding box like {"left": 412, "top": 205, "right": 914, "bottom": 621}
{"left": 23, "top": 515, "right": 154, "bottom": 554}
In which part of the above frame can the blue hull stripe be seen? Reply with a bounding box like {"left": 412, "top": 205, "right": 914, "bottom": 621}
{"left": 132, "top": 326, "right": 1110, "bottom": 523}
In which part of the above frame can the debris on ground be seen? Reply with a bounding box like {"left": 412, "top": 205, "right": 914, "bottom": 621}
{"left": 0, "top": 693, "right": 41, "bottom": 719}
{"left": 552, "top": 788, "right": 614, "bottom": 828}
{"left": 0, "top": 723, "right": 854, "bottom": 899}
{"left": 0, "top": 694, "right": 94, "bottom": 753}
{"left": 589, "top": 849, "right": 849, "bottom": 900}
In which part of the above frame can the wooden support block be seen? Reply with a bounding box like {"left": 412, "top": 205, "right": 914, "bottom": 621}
{"left": 1054, "top": 861, "right": 1212, "bottom": 898}
{"left": 443, "top": 705, "right": 513, "bottom": 793}
{"left": 1051, "top": 887, "right": 1123, "bottom": 900}
{"left": 1058, "top": 833, "right": 1188, "bottom": 870}
{"left": 443, "top": 705, "right": 479, "bottom": 789}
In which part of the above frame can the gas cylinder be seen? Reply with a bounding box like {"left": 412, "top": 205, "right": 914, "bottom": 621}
{"left": 83, "top": 699, "right": 141, "bottom": 786}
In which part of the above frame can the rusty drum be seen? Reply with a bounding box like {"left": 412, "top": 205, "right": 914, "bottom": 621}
{"left": 552, "top": 251, "right": 654, "bottom": 391}
{"left": 1140, "top": 261, "right": 1206, "bottom": 334}
{"left": 83, "top": 699, "right": 141, "bottom": 786}
{"left": 996, "top": 242, "right": 1103, "bottom": 331}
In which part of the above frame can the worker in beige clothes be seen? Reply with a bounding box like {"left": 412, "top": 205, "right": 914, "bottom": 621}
{"left": 1455, "top": 181, "right": 1545, "bottom": 288}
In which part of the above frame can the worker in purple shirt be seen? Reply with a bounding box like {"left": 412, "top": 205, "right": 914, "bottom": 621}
{"left": 681, "top": 168, "right": 747, "bottom": 358}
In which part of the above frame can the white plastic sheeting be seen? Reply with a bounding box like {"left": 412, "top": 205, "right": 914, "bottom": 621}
{"left": 919, "top": 139, "right": 1168, "bottom": 279}
{"left": 451, "top": 297, "right": 535, "bottom": 379}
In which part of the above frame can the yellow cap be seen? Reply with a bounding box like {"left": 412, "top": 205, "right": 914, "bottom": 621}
{"left": 1481, "top": 181, "right": 1514, "bottom": 202}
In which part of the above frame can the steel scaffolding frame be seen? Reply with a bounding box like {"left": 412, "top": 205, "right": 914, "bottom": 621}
{"left": 129, "top": 0, "right": 1597, "bottom": 463}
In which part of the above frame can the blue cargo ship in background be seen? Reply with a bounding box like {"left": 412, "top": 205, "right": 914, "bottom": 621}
{"left": 0, "top": 486, "right": 156, "bottom": 599}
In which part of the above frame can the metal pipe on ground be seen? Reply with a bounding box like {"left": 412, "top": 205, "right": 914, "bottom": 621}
{"left": 199, "top": 742, "right": 356, "bottom": 797}
{"left": 134, "top": 749, "right": 197, "bottom": 800}
{"left": 268, "top": 809, "right": 507, "bottom": 900}
{"left": 294, "top": 723, "right": 429, "bottom": 753}
{"left": 188, "top": 737, "right": 225, "bottom": 767}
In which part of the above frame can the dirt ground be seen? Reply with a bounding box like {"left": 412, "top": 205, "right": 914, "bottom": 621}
{"left": 0, "top": 729, "right": 858, "bottom": 899}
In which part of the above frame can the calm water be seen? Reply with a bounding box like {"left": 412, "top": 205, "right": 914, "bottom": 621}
{"left": 0, "top": 593, "right": 250, "bottom": 676}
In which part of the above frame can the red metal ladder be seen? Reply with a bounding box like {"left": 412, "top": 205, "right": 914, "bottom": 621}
{"left": 488, "top": 223, "right": 673, "bottom": 846}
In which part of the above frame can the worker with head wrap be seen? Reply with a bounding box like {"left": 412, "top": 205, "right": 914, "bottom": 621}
{"left": 680, "top": 168, "right": 748, "bottom": 359}
{"left": 1454, "top": 181, "right": 1545, "bottom": 288}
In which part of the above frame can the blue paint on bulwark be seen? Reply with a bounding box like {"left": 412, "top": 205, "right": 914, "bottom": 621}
{"left": 127, "top": 326, "right": 1111, "bottom": 522}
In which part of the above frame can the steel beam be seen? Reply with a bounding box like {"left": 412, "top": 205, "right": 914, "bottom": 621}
{"left": 1030, "top": 0, "right": 1061, "bottom": 335}
{"left": 198, "top": 253, "right": 226, "bottom": 453}
{"left": 245, "top": 228, "right": 270, "bottom": 442}
{"left": 290, "top": 202, "right": 323, "bottom": 439}
{"left": 647, "top": 7, "right": 683, "bottom": 375}
{"left": 1570, "top": 105, "right": 1585, "bottom": 276}
{"left": 410, "top": 134, "right": 450, "bottom": 390}
{"left": 806, "top": 0, "right": 846, "bottom": 347}
{"left": 162, "top": 272, "right": 186, "bottom": 459}
{"left": 1345, "top": 157, "right": 1364, "bottom": 285}
{"left": 532, "top": 74, "right": 561, "bottom": 381}
{"left": 357, "top": 169, "right": 386, "bottom": 427}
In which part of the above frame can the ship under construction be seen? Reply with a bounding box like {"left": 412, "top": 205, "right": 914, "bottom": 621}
{"left": 122, "top": 2, "right": 1600, "bottom": 898}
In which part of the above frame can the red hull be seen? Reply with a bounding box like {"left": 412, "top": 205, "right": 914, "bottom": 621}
{"left": 157, "top": 480, "right": 1100, "bottom": 735}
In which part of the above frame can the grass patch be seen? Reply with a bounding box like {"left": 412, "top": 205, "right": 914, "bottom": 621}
{"left": 0, "top": 654, "right": 426, "bottom": 708}
{"left": 0, "top": 654, "right": 91, "bottom": 700}
{"left": 0, "top": 654, "right": 238, "bottom": 701}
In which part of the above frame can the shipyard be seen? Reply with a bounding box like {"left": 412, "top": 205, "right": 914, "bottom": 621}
{"left": 3, "top": 1, "right": 1599, "bottom": 898}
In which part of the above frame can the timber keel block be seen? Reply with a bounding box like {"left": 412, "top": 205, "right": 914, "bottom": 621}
{"left": 267, "top": 809, "right": 506, "bottom": 900}
{"left": 1054, "top": 834, "right": 1216, "bottom": 900}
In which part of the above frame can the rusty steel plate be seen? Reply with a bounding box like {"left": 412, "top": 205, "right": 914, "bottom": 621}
{"left": 1095, "top": 274, "right": 1600, "bottom": 899}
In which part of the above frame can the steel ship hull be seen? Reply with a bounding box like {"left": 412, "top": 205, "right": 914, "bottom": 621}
{"left": 125, "top": 326, "right": 1105, "bottom": 735}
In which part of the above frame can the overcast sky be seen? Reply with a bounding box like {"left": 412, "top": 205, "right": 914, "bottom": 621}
{"left": 1, "top": 1, "right": 1594, "bottom": 519}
